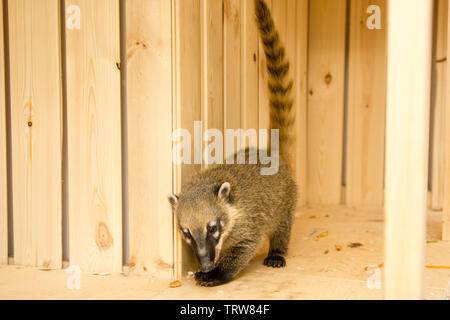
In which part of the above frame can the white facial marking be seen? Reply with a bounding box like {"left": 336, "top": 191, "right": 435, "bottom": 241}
{"left": 185, "top": 238, "right": 191, "bottom": 244}
{"left": 213, "top": 231, "right": 220, "bottom": 239}
{"left": 198, "top": 247, "right": 207, "bottom": 256}
{"left": 209, "top": 221, "right": 217, "bottom": 227}
{"left": 183, "top": 228, "right": 188, "bottom": 233}
{"left": 220, "top": 221, "right": 225, "bottom": 227}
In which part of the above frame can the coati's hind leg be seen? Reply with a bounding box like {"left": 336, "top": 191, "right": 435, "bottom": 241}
{"left": 195, "top": 239, "right": 259, "bottom": 287}
{"left": 264, "top": 215, "right": 292, "bottom": 268}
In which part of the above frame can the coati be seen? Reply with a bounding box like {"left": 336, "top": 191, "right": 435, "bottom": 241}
{"left": 168, "top": 0, "right": 296, "bottom": 287}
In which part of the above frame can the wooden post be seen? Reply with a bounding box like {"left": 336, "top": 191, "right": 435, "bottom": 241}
{"left": 384, "top": 0, "right": 433, "bottom": 300}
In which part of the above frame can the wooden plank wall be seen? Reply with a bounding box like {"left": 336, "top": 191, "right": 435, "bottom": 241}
{"left": 8, "top": 0, "right": 62, "bottom": 269}
{"left": 307, "top": 0, "right": 347, "bottom": 205}
{"left": 65, "top": 0, "right": 123, "bottom": 274}
{"left": 346, "top": 0, "right": 387, "bottom": 207}
{"left": 1, "top": 0, "right": 448, "bottom": 273}
{"left": 0, "top": 2, "right": 7, "bottom": 265}
{"left": 126, "top": 0, "right": 174, "bottom": 277}
{"left": 241, "top": 0, "right": 259, "bottom": 150}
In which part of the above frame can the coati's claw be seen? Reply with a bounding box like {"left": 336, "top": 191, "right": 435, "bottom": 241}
{"left": 195, "top": 270, "right": 230, "bottom": 287}
{"left": 263, "top": 255, "right": 286, "bottom": 268}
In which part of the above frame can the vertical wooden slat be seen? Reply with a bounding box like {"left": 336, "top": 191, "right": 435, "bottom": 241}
{"left": 0, "top": 2, "right": 7, "bottom": 265}
{"left": 431, "top": 0, "right": 448, "bottom": 210}
{"left": 126, "top": 0, "right": 173, "bottom": 277}
{"left": 258, "top": 0, "right": 272, "bottom": 132}
{"left": 172, "top": 0, "right": 202, "bottom": 278}
{"left": 8, "top": 0, "right": 62, "bottom": 268}
{"left": 293, "top": 0, "right": 308, "bottom": 208}
{"left": 346, "top": 0, "right": 387, "bottom": 207}
{"left": 241, "top": 0, "right": 259, "bottom": 148}
{"left": 66, "top": 0, "right": 122, "bottom": 274}
{"left": 201, "top": 0, "right": 223, "bottom": 165}
{"left": 384, "top": 0, "right": 433, "bottom": 300}
{"left": 307, "top": 0, "right": 347, "bottom": 205}
{"left": 224, "top": 0, "right": 241, "bottom": 136}
{"left": 443, "top": 0, "right": 450, "bottom": 240}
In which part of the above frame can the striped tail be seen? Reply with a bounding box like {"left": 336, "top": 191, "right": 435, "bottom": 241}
{"left": 254, "top": 0, "right": 294, "bottom": 156}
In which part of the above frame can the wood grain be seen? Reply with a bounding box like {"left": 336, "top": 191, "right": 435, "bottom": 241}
{"left": 65, "top": 0, "right": 122, "bottom": 274}
{"left": 241, "top": 0, "right": 259, "bottom": 149}
{"left": 293, "top": 0, "right": 308, "bottom": 208}
{"left": 224, "top": 0, "right": 241, "bottom": 134}
{"left": 0, "top": 2, "right": 7, "bottom": 265}
{"left": 126, "top": 0, "right": 173, "bottom": 278}
{"left": 201, "top": 0, "right": 223, "bottom": 166}
{"left": 8, "top": 0, "right": 62, "bottom": 268}
{"left": 307, "top": 0, "right": 347, "bottom": 205}
{"left": 258, "top": 0, "right": 272, "bottom": 133}
{"left": 346, "top": 0, "right": 387, "bottom": 207}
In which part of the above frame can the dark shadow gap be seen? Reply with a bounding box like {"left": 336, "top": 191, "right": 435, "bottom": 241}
{"left": 119, "top": 0, "right": 130, "bottom": 267}
{"left": 59, "top": 0, "right": 69, "bottom": 265}
{"left": 2, "top": 0, "right": 13, "bottom": 260}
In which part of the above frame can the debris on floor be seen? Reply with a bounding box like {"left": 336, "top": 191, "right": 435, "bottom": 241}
{"left": 318, "top": 231, "right": 328, "bottom": 238}
{"left": 334, "top": 245, "right": 342, "bottom": 251}
{"left": 169, "top": 280, "right": 182, "bottom": 288}
{"left": 348, "top": 242, "right": 363, "bottom": 248}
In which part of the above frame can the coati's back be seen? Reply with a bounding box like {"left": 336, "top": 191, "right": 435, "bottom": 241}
{"left": 168, "top": 0, "right": 297, "bottom": 287}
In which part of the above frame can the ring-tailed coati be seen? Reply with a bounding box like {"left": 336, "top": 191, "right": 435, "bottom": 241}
{"left": 167, "top": 0, "right": 296, "bottom": 287}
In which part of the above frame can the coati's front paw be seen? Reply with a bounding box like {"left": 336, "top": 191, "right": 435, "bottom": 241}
{"left": 195, "top": 270, "right": 231, "bottom": 287}
{"left": 263, "top": 255, "right": 286, "bottom": 268}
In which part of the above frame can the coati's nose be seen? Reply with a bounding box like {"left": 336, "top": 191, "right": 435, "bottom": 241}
{"left": 200, "top": 258, "right": 214, "bottom": 273}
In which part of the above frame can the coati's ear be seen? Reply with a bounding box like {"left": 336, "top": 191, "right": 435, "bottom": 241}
{"left": 167, "top": 194, "right": 179, "bottom": 208}
{"left": 217, "top": 182, "right": 231, "bottom": 201}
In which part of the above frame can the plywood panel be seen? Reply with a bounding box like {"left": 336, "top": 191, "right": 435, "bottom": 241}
{"left": 241, "top": 0, "right": 259, "bottom": 148}
{"left": 224, "top": 0, "right": 241, "bottom": 137}
{"left": 201, "top": 0, "right": 223, "bottom": 163}
{"left": 293, "top": 0, "right": 308, "bottom": 207}
{"left": 8, "top": 0, "right": 62, "bottom": 268}
{"left": 66, "top": 0, "right": 122, "bottom": 273}
{"left": 431, "top": 0, "right": 448, "bottom": 210}
{"left": 346, "top": 0, "right": 387, "bottom": 207}
{"left": 172, "top": 0, "right": 202, "bottom": 278}
{"left": 126, "top": 0, "right": 173, "bottom": 278}
{"left": 0, "top": 2, "right": 7, "bottom": 265}
{"left": 307, "top": 0, "right": 347, "bottom": 205}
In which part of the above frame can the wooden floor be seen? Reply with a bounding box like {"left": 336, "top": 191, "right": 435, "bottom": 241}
{"left": 0, "top": 206, "right": 449, "bottom": 300}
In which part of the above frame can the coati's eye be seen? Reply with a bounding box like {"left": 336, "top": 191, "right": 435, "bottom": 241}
{"left": 207, "top": 224, "right": 218, "bottom": 234}
{"left": 182, "top": 228, "right": 191, "bottom": 239}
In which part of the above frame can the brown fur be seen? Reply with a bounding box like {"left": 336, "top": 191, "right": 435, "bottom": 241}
{"left": 168, "top": 0, "right": 297, "bottom": 287}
